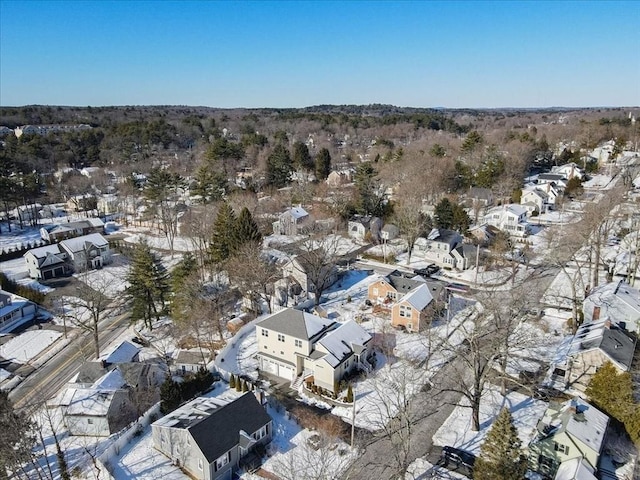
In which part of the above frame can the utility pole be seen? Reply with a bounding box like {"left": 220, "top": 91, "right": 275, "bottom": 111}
{"left": 351, "top": 388, "right": 356, "bottom": 448}
{"left": 474, "top": 243, "right": 480, "bottom": 285}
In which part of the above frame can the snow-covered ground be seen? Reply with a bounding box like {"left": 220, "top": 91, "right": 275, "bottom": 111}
{"left": 432, "top": 386, "right": 547, "bottom": 454}
{"left": 0, "top": 329, "right": 63, "bottom": 364}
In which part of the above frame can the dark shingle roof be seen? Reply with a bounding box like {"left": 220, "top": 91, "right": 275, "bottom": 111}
{"left": 189, "top": 393, "right": 272, "bottom": 463}
{"left": 257, "top": 308, "right": 335, "bottom": 340}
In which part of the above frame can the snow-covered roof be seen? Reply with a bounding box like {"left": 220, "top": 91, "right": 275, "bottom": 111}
{"left": 63, "top": 388, "right": 118, "bottom": 416}
{"left": 400, "top": 284, "right": 434, "bottom": 311}
{"left": 287, "top": 206, "right": 308, "bottom": 219}
{"left": 554, "top": 457, "right": 596, "bottom": 480}
{"left": 93, "top": 368, "right": 127, "bottom": 390}
{"left": 540, "top": 398, "right": 609, "bottom": 456}
{"left": 316, "top": 321, "right": 371, "bottom": 367}
{"left": 59, "top": 233, "right": 108, "bottom": 253}
{"left": 568, "top": 319, "right": 635, "bottom": 371}
{"left": 24, "top": 244, "right": 63, "bottom": 259}
{"left": 99, "top": 340, "right": 140, "bottom": 364}
{"left": 258, "top": 308, "right": 335, "bottom": 341}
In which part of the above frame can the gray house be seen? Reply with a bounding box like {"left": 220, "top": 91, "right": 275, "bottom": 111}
{"left": 413, "top": 228, "right": 469, "bottom": 270}
{"left": 151, "top": 393, "right": 272, "bottom": 480}
{"left": 59, "top": 233, "right": 111, "bottom": 272}
{"left": 272, "top": 206, "right": 311, "bottom": 236}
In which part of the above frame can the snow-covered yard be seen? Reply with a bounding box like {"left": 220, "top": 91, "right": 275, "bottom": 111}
{"left": 0, "top": 329, "right": 63, "bottom": 364}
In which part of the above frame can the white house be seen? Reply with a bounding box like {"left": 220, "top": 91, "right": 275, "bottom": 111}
{"left": 24, "top": 244, "right": 71, "bottom": 280}
{"left": 484, "top": 204, "right": 529, "bottom": 237}
{"left": 551, "top": 162, "right": 584, "bottom": 180}
{"left": 59, "top": 233, "right": 111, "bottom": 272}
{"left": 348, "top": 215, "right": 382, "bottom": 242}
{"left": 151, "top": 393, "right": 272, "bottom": 480}
{"left": 0, "top": 290, "right": 38, "bottom": 334}
{"left": 413, "top": 228, "right": 469, "bottom": 270}
{"left": 272, "top": 206, "right": 311, "bottom": 236}
{"left": 256, "top": 308, "right": 373, "bottom": 394}
{"left": 520, "top": 188, "right": 550, "bottom": 214}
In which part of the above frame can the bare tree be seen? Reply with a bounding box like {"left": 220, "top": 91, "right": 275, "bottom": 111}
{"left": 180, "top": 204, "right": 218, "bottom": 280}
{"left": 63, "top": 273, "right": 122, "bottom": 359}
{"left": 393, "top": 196, "right": 430, "bottom": 265}
{"left": 291, "top": 235, "right": 343, "bottom": 306}
{"left": 226, "top": 242, "right": 280, "bottom": 314}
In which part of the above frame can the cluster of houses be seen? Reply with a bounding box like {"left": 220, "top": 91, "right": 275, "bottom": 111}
{"left": 525, "top": 279, "right": 640, "bottom": 479}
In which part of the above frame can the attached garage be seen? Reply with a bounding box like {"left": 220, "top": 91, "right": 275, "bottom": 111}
{"left": 260, "top": 357, "right": 295, "bottom": 381}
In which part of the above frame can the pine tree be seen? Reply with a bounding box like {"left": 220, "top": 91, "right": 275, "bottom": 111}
{"left": 473, "top": 408, "right": 527, "bottom": 480}
{"left": 315, "top": 147, "right": 331, "bottom": 180}
{"left": 233, "top": 207, "right": 262, "bottom": 252}
{"left": 0, "top": 391, "right": 35, "bottom": 477}
{"left": 229, "top": 374, "right": 236, "bottom": 389}
{"left": 293, "top": 141, "right": 313, "bottom": 170}
{"left": 160, "top": 378, "right": 182, "bottom": 414}
{"left": 126, "top": 241, "right": 170, "bottom": 330}
{"left": 346, "top": 384, "right": 354, "bottom": 403}
{"left": 586, "top": 361, "right": 633, "bottom": 421}
{"left": 209, "top": 202, "right": 237, "bottom": 264}
{"left": 266, "top": 144, "right": 293, "bottom": 188}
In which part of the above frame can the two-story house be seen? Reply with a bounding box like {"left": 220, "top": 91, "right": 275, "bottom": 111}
{"left": 583, "top": 280, "right": 640, "bottom": 334}
{"left": 0, "top": 290, "right": 38, "bottom": 334}
{"left": 551, "top": 162, "right": 584, "bottom": 181}
{"left": 280, "top": 253, "right": 339, "bottom": 302}
{"left": 256, "top": 308, "right": 372, "bottom": 394}
{"left": 24, "top": 244, "right": 71, "bottom": 280}
{"left": 152, "top": 393, "right": 272, "bottom": 480}
{"left": 59, "top": 233, "right": 111, "bottom": 272}
{"left": 348, "top": 215, "right": 382, "bottom": 243}
{"left": 484, "top": 204, "right": 529, "bottom": 237}
{"left": 391, "top": 284, "right": 435, "bottom": 332}
{"left": 40, "top": 218, "right": 105, "bottom": 242}
{"left": 272, "top": 206, "right": 312, "bottom": 236}
{"left": 413, "top": 228, "right": 469, "bottom": 270}
{"left": 528, "top": 398, "right": 609, "bottom": 479}
{"left": 520, "top": 188, "right": 550, "bottom": 215}
{"left": 551, "top": 319, "right": 636, "bottom": 392}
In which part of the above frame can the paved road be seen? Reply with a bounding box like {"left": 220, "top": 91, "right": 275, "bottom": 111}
{"left": 344, "top": 357, "right": 465, "bottom": 480}
{"left": 9, "top": 309, "right": 132, "bottom": 410}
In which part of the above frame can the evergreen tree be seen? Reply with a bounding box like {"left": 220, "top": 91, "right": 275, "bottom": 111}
{"left": 293, "top": 141, "right": 313, "bottom": 170}
{"left": 452, "top": 202, "right": 471, "bottom": 233}
{"left": 435, "top": 198, "right": 455, "bottom": 229}
{"left": 160, "top": 378, "right": 182, "bottom": 414}
{"left": 192, "top": 163, "right": 228, "bottom": 203}
{"left": 585, "top": 362, "right": 638, "bottom": 423}
{"left": 126, "top": 241, "right": 170, "bottom": 330}
{"left": 209, "top": 203, "right": 237, "bottom": 264}
{"left": 473, "top": 408, "right": 527, "bottom": 480}
{"left": 170, "top": 253, "right": 198, "bottom": 314}
{"left": 233, "top": 207, "right": 262, "bottom": 252}
{"left": 315, "top": 147, "right": 332, "bottom": 181}
{"left": 229, "top": 374, "right": 236, "bottom": 389}
{"left": 354, "top": 162, "right": 386, "bottom": 216}
{"left": 346, "top": 384, "right": 354, "bottom": 403}
{"left": 266, "top": 144, "right": 293, "bottom": 188}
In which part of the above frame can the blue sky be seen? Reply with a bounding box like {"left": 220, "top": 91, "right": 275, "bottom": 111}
{"left": 1, "top": 1, "right": 638, "bottom": 108}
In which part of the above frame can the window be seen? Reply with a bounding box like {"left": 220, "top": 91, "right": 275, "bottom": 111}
{"left": 198, "top": 459, "right": 203, "bottom": 471}
{"left": 399, "top": 305, "right": 412, "bottom": 318}
{"left": 554, "top": 442, "right": 569, "bottom": 455}
{"left": 215, "top": 452, "right": 230, "bottom": 470}
{"left": 295, "top": 339, "right": 302, "bottom": 348}
{"left": 87, "top": 418, "right": 94, "bottom": 424}
{"left": 261, "top": 329, "right": 269, "bottom": 337}
{"left": 372, "top": 287, "right": 379, "bottom": 296}
{"left": 253, "top": 425, "right": 268, "bottom": 440}
{"left": 278, "top": 334, "right": 285, "bottom": 342}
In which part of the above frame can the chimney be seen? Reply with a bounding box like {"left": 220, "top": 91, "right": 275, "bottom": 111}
{"left": 604, "top": 319, "right": 611, "bottom": 329}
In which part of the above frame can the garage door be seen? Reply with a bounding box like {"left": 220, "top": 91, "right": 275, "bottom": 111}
{"left": 263, "top": 359, "right": 279, "bottom": 376}
{"left": 278, "top": 364, "right": 295, "bottom": 381}
{"left": 44, "top": 270, "right": 53, "bottom": 280}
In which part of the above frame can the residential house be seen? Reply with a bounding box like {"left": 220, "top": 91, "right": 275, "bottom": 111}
{"left": 551, "top": 163, "right": 584, "bottom": 181}
{"left": 272, "top": 206, "right": 312, "bottom": 236}
{"left": 391, "top": 284, "right": 435, "bottom": 332}
{"left": 377, "top": 224, "right": 398, "bottom": 243}
{"left": 484, "top": 204, "right": 529, "bottom": 237}
{"left": 59, "top": 233, "right": 111, "bottom": 271}
{"left": 40, "top": 218, "right": 105, "bottom": 242}
{"left": 553, "top": 457, "right": 597, "bottom": 480}
{"left": 467, "top": 187, "right": 494, "bottom": 207}
{"left": 98, "top": 340, "right": 141, "bottom": 365}
{"left": 528, "top": 398, "right": 609, "bottom": 479}
{"left": 348, "top": 215, "right": 382, "bottom": 243}
{"left": 0, "top": 290, "right": 38, "bottom": 334}
{"left": 256, "top": 308, "right": 372, "bottom": 393}
{"left": 536, "top": 181, "right": 562, "bottom": 207}
{"left": 66, "top": 194, "right": 96, "bottom": 212}
{"left": 172, "top": 349, "right": 208, "bottom": 375}
{"left": 326, "top": 170, "right": 352, "bottom": 187}
{"left": 59, "top": 368, "right": 138, "bottom": 436}
{"left": 151, "top": 393, "right": 272, "bottom": 480}
{"left": 552, "top": 319, "right": 636, "bottom": 392}
{"left": 538, "top": 173, "right": 568, "bottom": 190}
{"left": 520, "top": 188, "right": 550, "bottom": 215}
{"left": 413, "top": 228, "right": 469, "bottom": 270}
{"left": 24, "top": 244, "right": 71, "bottom": 280}
{"left": 583, "top": 280, "right": 640, "bottom": 334}
{"left": 280, "top": 253, "right": 339, "bottom": 301}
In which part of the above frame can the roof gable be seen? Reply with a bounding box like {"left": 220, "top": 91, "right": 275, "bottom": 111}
{"left": 316, "top": 321, "right": 371, "bottom": 367}
{"left": 400, "top": 284, "right": 434, "bottom": 311}
{"left": 258, "top": 308, "right": 335, "bottom": 340}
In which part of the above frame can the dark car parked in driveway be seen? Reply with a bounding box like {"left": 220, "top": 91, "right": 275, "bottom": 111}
{"left": 437, "top": 446, "right": 476, "bottom": 477}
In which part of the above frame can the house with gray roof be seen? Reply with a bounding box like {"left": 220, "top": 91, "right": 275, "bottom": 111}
{"left": 413, "top": 228, "right": 469, "bottom": 270}
{"left": 24, "top": 244, "right": 71, "bottom": 280}
{"left": 484, "top": 204, "right": 530, "bottom": 237}
{"left": 256, "top": 308, "right": 372, "bottom": 393}
{"left": 552, "top": 319, "right": 636, "bottom": 393}
{"left": 151, "top": 393, "right": 272, "bottom": 480}
{"left": 272, "top": 205, "right": 312, "bottom": 236}
{"left": 59, "top": 232, "right": 111, "bottom": 272}
{"left": 528, "top": 398, "right": 609, "bottom": 479}
{"left": 0, "top": 290, "right": 38, "bottom": 334}
{"left": 391, "top": 283, "right": 435, "bottom": 332}
{"left": 583, "top": 280, "right": 640, "bottom": 334}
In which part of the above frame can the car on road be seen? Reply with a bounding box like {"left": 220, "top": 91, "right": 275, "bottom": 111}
{"left": 414, "top": 264, "right": 441, "bottom": 277}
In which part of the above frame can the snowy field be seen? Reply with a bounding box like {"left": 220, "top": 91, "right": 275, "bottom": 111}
{"left": 0, "top": 329, "right": 63, "bottom": 364}
{"left": 432, "top": 386, "right": 547, "bottom": 454}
